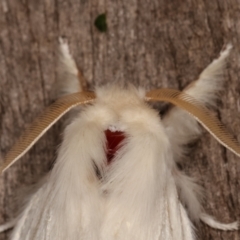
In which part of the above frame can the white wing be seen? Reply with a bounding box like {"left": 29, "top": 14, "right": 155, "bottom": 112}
{"left": 158, "top": 175, "right": 194, "bottom": 240}
{"left": 10, "top": 178, "right": 60, "bottom": 240}
{"left": 10, "top": 174, "right": 195, "bottom": 240}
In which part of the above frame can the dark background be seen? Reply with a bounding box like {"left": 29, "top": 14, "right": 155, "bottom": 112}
{"left": 0, "top": 0, "right": 240, "bottom": 239}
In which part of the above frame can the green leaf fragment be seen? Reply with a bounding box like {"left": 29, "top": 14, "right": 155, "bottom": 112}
{"left": 94, "top": 13, "right": 107, "bottom": 32}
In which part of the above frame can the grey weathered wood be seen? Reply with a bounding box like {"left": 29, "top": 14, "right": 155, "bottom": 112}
{"left": 0, "top": 0, "right": 239, "bottom": 239}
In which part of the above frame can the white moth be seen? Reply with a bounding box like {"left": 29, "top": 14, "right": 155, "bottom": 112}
{"left": 0, "top": 39, "right": 239, "bottom": 240}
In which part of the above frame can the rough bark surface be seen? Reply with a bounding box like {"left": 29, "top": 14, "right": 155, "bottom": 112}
{"left": 0, "top": 0, "right": 239, "bottom": 239}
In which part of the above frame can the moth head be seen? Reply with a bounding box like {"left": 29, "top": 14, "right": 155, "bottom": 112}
{"left": 1, "top": 87, "right": 240, "bottom": 173}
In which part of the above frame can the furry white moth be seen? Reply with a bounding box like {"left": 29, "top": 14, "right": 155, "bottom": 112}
{"left": 0, "top": 39, "right": 239, "bottom": 240}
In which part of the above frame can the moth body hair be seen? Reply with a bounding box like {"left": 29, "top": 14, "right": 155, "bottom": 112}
{"left": 10, "top": 86, "right": 184, "bottom": 240}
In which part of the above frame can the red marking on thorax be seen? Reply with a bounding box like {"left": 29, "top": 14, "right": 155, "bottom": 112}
{"left": 104, "top": 129, "right": 125, "bottom": 164}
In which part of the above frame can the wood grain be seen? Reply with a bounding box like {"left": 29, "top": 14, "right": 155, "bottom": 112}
{"left": 0, "top": 0, "right": 239, "bottom": 239}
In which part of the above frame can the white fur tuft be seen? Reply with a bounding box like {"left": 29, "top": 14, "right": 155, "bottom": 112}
{"left": 186, "top": 43, "right": 232, "bottom": 106}
{"left": 200, "top": 213, "right": 238, "bottom": 231}
{"left": 174, "top": 168, "right": 204, "bottom": 221}
{"left": 57, "top": 37, "right": 82, "bottom": 97}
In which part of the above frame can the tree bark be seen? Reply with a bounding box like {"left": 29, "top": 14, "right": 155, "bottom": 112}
{"left": 0, "top": 0, "right": 239, "bottom": 239}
